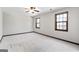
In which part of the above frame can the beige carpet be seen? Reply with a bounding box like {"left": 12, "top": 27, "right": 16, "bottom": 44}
{"left": 0, "top": 33, "right": 79, "bottom": 52}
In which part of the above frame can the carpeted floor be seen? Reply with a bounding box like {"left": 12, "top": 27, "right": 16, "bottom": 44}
{"left": 0, "top": 33, "right": 79, "bottom": 52}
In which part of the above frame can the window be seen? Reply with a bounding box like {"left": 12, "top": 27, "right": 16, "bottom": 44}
{"left": 36, "top": 18, "right": 40, "bottom": 29}
{"left": 55, "top": 11, "right": 68, "bottom": 31}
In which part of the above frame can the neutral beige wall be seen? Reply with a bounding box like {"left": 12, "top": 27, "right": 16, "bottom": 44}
{"left": 0, "top": 8, "right": 3, "bottom": 40}
{"left": 3, "top": 7, "right": 33, "bottom": 35}
{"left": 33, "top": 7, "right": 79, "bottom": 43}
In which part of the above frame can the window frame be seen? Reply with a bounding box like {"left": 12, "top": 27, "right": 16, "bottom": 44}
{"left": 55, "top": 11, "right": 68, "bottom": 32}
{"left": 35, "top": 18, "right": 40, "bottom": 29}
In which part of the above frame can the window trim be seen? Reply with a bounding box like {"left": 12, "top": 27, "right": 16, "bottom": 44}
{"left": 35, "top": 18, "right": 40, "bottom": 29}
{"left": 55, "top": 11, "right": 68, "bottom": 32}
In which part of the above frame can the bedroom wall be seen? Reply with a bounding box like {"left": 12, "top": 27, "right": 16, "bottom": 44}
{"left": 0, "top": 8, "right": 3, "bottom": 40}
{"left": 33, "top": 7, "right": 79, "bottom": 43}
{"left": 3, "top": 7, "right": 33, "bottom": 35}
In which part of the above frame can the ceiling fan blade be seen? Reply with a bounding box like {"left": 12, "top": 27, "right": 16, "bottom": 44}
{"left": 34, "top": 10, "right": 40, "bottom": 12}
{"left": 25, "top": 10, "right": 29, "bottom": 12}
{"left": 30, "top": 7, "right": 36, "bottom": 10}
{"left": 25, "top": 8, "right": 30, "bottom": 12}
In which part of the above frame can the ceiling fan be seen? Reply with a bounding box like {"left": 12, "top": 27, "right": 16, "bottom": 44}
{"left": 25, "top": 7, "right": 40, "bottom": 14}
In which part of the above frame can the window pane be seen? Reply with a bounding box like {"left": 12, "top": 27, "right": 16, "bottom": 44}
{"left": 63, "top": 14, "right": 67, "bottom": 17}
{"left": 63, "top": 13, "right": 67, "bottom": 21}
{"left": 62, "top": 22, "right": 66, "bottom": 30}
{"left": 60, "top": 22, "right": 63, "bottom": 26}
{"left": 57, "top": 23, "right": 60, "bottom": 29}
{"left": 57, "top": 15, "right": 60, "bottom": 21}
{"left": 37, "top": 24, "right": 40, "bottom": 27}
{"left": 63, "top": 25, "right": 66, "bottom": 30}
{"left": 36, "top": 18, "right": 40, "bottom": 28}
{"left": 63, "top": 17, "right": 67, "bottom": 21}
{"left": 57, "top": 15, "right": 60, "bottom": 19}
{"left": 37, "top": 19, "right": 40, "bottom": 23}
{"left": 60, "top": 15, "right": 63, "bottom": 21}
{"left": 57, "top": 25, "right": 60, "bottom": 29}
{"left": 57, "top": 18, "right": 59, "bottom": 22}
{"left": 57, "top": 23, "right": 60, "bottom": 26}
{"left": 60, "top": 24, "right": 63, "bottom": 29}
{"left": 63, "top": 22, "right": 66, "bottom": 25}
{"left": 57, "top": 22, "right": 67, "bottom": 30}
{"left": 55, "top": 12, "right": 68, "bottom": 31}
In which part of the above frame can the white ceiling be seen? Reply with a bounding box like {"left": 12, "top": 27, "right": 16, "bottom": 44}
{"left": 24, "top": 7, "right": 64, "bottom": 16}
{"left": 31, "top": 7, "right": 64, "bottom": 16}
{"left": 25, "top": 7, "right": 58, "bottom": 16}
{"left": 2, "top": 7, "right": 64, "bottom": 17}
{"left": 0, "top": 0, "right": 76, "bottom": 7}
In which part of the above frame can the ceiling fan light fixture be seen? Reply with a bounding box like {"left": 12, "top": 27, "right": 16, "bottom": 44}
{"left": 25, "top": 6, "right": 40, "bottom": 14}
